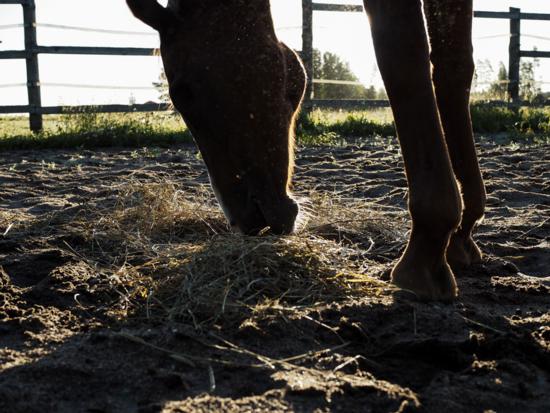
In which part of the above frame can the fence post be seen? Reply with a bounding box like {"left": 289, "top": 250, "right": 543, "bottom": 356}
{"left": 22, "top": 0, "right": 43, "bottom": 132}
{"left": 302, "top": 0, "right": 314, "bottom": 107}
{"left": 508, "top": 7, "right": 521, "bottom": 103}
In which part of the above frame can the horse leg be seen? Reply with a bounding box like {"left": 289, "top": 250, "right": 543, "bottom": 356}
{"left": 363, "top": 0, "right": 462, "bottom": 300}
{"left": 424, "top": 0, "right": 486, "bottom": 269}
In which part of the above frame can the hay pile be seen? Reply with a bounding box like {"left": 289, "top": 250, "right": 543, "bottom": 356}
{"left": 53, "top": 180, "right": 405, "bottom": 329}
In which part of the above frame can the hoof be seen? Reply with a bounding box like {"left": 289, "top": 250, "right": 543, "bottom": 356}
{"left": 391, "top": 258, "right": 458, "bottom": 302}
{"left": 447, "top": 234, "right": 482, "bottom": 271}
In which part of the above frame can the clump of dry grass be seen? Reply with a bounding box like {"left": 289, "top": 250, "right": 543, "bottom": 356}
{"left": 98, "top": 181, "right": 227, "bottom": 242}
{"left": 302, "top": 192, "right": 406, "bottom": 245}
{"left": 60, "top": 180, "right": 404, "bottom": 329}
{"left": 137, "top": 235, "right": 379, "bottom": 328}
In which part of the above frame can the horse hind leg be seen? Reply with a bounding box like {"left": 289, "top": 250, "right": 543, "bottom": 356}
{"left": 424, "top": 0, "right": 486, "bottom": 269}
{"left": 364, "top": 0, "right": 461, "bottom": 301}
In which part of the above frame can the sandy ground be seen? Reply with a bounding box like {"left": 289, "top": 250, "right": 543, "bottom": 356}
{"left": 0, "top": 136, "right": 549, "bottom": 412}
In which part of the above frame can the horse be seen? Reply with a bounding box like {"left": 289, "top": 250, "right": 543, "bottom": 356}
{"left": 126, "top": 0, "right": 486, "bottom": 301}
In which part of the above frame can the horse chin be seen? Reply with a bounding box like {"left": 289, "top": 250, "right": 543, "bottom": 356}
{"left": 223, "top": 197, "right": 298, "bottom": 236}
{"left": 210, "top": 176, "right": 298, "bottom": 236}
{"left": 255, "top": 196, "right": 299, "bottom": 236}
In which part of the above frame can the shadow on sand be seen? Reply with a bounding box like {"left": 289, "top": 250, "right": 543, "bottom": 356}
{"left": 1, "top": 231, "right": 550, "bottom": 413}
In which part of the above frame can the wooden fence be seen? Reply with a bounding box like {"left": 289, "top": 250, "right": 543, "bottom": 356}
{"left": 301, "top": 2, "right": 550, "bottom": 109}
{"left": 1, "top": 0, "right": 550, "bottom": 131}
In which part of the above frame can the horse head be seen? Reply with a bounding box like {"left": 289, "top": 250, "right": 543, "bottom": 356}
{"left": 127, "top": 0, "right": 306, "bottom": 235}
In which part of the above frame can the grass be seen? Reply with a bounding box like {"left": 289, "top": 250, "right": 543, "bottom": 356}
{"left": 296, "top": 108, "right": 395, "bottom": 146}
{"left": 0, "top": 111, "right": 192, "bottom": 150}
{"left": 297, "top": 105, "right": 550, "bottom": 144}
{"left": 470, "top": 104, "right": 550, "bottom": 135}
{"left": 1, "top": 105, "right": 549, "bottom": 150}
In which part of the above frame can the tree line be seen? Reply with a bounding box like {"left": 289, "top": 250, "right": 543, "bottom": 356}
{"left": 474, "top": 51, "right": 548, "bottom": 102}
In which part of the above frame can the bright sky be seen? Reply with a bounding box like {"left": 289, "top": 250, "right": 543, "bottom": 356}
{"left": 1, "top": 0, "right": 550, "bottom": 107}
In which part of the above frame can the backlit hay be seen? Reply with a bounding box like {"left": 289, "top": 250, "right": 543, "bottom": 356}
{"left": 104, "top": 181, "right": 227, "bottom": 241}
{"left": 303, "top": 192, "right": 406, "bottom": 247}
{"left": 58, "top": 180, "right": 404, "bottom": 329}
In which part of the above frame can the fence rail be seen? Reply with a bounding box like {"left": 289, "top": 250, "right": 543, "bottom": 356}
{"left": 0, "top": 46, "right": 157, "bottom": 59}
{"left": 1, "top": 0, "right": 550, "bottom": 131}
{"left": 0, "top": 103, "right": 171, "bottom": 115}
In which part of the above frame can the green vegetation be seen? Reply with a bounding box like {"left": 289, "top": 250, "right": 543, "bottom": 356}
{"left": 0, "top": 111, "right": 192, "bottom": 150}
{"left": 1, "top": 105, "right": 549, "bottom": 151}
{"left": 296, "top": 108, "right": 394, "bottom": 146}
{"left": 297, "top": 105, "right": 550, "bottom": 146}
{"left": 470, "top": 104, "right": 550, "bottom": 136}
{"left": 312, "top": 50, "right": 387, "bottom": 100}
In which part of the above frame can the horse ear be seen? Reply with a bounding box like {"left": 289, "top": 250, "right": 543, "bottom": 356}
{"left": 127, "top": 0, "right": 175, "bottom": 32}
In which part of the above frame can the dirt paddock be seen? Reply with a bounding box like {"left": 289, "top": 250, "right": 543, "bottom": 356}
{"left": 0, "top": 136, "right": 549, "bottom": 412}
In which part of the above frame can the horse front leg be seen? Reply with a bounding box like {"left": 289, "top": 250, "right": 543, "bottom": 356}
{"left": 364, "top": 0, "right": 462, "bottom": 301}
{"left": 424, "top": 0, "right": 486, "bottom": 269}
